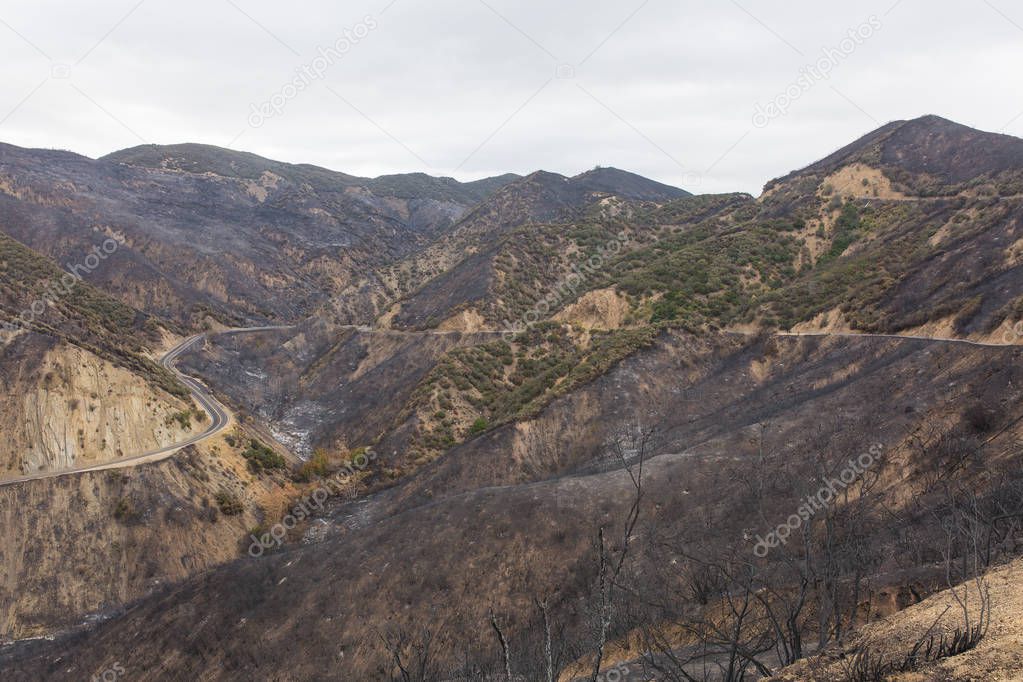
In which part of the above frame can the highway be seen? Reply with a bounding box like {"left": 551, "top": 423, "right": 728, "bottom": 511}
{"left": 0, "top": 325, "right": 1013, "bottom": 488}
{"left": 0, "top": 326, "right": 293, "bottom": 487}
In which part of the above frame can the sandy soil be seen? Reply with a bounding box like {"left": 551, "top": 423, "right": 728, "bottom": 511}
{"left": 776, "top": 558, "right": 1023, "bottom": 681}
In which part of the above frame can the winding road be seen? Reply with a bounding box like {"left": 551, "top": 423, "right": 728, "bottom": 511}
{"left": 0, "top": 326, "right": 293, "bottom": 488}
{"left": 0, "top": 325, "right": 1014, "bottom": 488}
{"left": 758, "top": 330, "right": 1017, "bottom": 348}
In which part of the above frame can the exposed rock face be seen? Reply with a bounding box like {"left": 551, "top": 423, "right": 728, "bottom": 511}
{"left": 0, "top": 332, "right": 196, "bottom": 478}
{"left": 553, "top": 287, "right": 632, "bottom": 330}
{"left": 437, "top": 308, "right": 488, "bottom": 332}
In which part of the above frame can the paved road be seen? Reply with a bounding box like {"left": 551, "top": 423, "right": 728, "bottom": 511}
{"left": 767, "top": 330, "right": 1016, "bottom": 348}
{"left": 1, "top": 325, "right": 1013, "bottom": 488}
{"left": 0, "top": 326, "right": 293, "bottom": 488}
{"left": 334, "top": 324, "right": 506, "bottom": 337}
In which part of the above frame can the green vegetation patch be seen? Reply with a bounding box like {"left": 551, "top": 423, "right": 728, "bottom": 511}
{"left": 241, "top": 439, "right": 286, "bottom": 474}
{"left": 408, "top": 322, "right": 658, "bottom": 456}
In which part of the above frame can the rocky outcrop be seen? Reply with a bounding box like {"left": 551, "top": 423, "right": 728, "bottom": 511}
{"left": 0, "top": 332, "right": 196, "bottom": 479}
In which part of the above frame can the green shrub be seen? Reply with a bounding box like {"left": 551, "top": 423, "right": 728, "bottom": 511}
{"left": 468, "top": 417, "right": 489, "bottom": 436}
{"left": 819, "top": 201, "right": 863, "bottom": 264}
{"left": 242, "top": 439, "right": 286, "bottom": 473}
{"left": 166, "top": 410, "right": 192, "bottom": 429}
{"left": 113, "top": 497, "right": 134, "bottom": 521}
{"left": 296, "top": 449, "right": 331, "bottom": 481}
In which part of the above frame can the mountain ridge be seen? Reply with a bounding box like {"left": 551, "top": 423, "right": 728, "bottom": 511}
{"left": 3, "top": 114, "right": 1023, "bottom": 680}
{"left": 769, "top": 114, "right": 1023, "bottom": 195}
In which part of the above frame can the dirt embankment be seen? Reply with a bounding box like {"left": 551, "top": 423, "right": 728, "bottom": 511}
{"left": 775, "top": 558, "right": 1023, "bottom": 681}
{"left": 0, "top": 426, "right": 299, "bottom": 641}
{"left": 553, "top": 287, "right": 632, "bottom": 330}
{"left": 0, "top": 333, "right": 200, "bottom": 480}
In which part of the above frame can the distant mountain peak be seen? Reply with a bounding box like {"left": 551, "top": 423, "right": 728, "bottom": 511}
{"left": 770, "top": 115, "right": 1023, "bottom": 192}
{"left": 570, "top": 166, "right": 691, "bottom": 201}
{"left": 496, "top": 166, "right": 690, "bottom": 207}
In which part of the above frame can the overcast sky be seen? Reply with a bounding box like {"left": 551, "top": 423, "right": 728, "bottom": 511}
{"left": 1, "top": 0, "right": 1022, "bottom": 195}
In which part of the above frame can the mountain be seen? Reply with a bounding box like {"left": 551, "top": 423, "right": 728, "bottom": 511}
{"left": 755, "top": 115, "right": 1023, "bottom": 336}
{"left": 324, "top": 167, "right": 691, "bottom": 326}
{"left": 3, "top": 116, "right": 1023, "bottom": 680}
{"left": 173, "top": 115, "right": 1023, "bottom": 472}
{"left": 771, "top": 114, "right": 1023, "bottom": 195}
{"left": 0, "top": 142, "right": 518, "bottom": 327}
{"left": 104, "top": 144, "right": 522, "bottom": 206}
{"left": 571, "top": 165, "right": 692, "bottom": 200}
{"left": 366, "top": 116, "right": 1021, "bottom": 339}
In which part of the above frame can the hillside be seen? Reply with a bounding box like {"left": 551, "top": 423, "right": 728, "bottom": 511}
{"left": 2, "top": 116, "right": 1023, "bottom": 681}
{"left": 321, "top": 117, "right": 1022, "bottom": 344}
{"left": 0, "top": 142, "right": 517, "bottom": 328}
{"left": 180, "top": 117, "right": 1023, "bottom": 473}
{"left": 0, "top": 431, "right": 302, "bottom": 640}
{"left": 5, "top": 330, "right": 1022, "bottom": 679}
{"left": 774, "top": 557, "right": 1023, "bottom": 681}
{"left": 104, "top": 144, "right": 521, "bottom": 206}
{"left": 0, "top": 229, "right": 201, "bottom": 477}
{"left": 325, "top": 168, "right": 691, "bottom": 326}
{"left": 0, "top": 231, "right": 168, "bottom": 376}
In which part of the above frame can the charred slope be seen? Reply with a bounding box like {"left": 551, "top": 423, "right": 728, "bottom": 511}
{"left": 6, "top": 332, "right": 1022, "bottom": 680}
{"left": 105, "top": 145, "right": 521, "bottom": 208}
{"left": 754, "top": 116, "right": 1023, "bottom": 334}
{"left": 0, "top": 436, "right": 301, "bottom": 641}
{"left": 176, "top": 322, "right": 489, "bottom": 457}
{"left": 769, "top": 114, "right": 1023, "bottom": 195}
{"left": 0, "top": 143, "right": 516, "bottom": 327}
{"left": 570, "top": 165, "right": 692, "bottom": 201}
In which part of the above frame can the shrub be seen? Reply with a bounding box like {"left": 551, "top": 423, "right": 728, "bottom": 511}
{"left": 468, "top": 417, "right": 488, "bottom": 436}
{"left": 296, "top": 449, "right": 331, "bottom": 480}
{"left": 242, "top": 439, "right": 286, "bottom": 473}
{"left": 214, "top": 490, "right": 244, "bottom": 516}
{"left": 166, "top": 410, "right": 192, "bottom": 429}
{"left": 820, "top": 201, "right": 863, "bottom": 264}
{"left": 113, "top": 497, "right": 134, "bottom": 521}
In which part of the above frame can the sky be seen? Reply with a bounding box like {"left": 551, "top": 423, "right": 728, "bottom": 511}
{"left": 1, "top": 0, "right": 1022, "bottom": 195}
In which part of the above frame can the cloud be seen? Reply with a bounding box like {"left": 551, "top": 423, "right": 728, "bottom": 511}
{"left": 0, "top": 0, "right": 1021, "bottom": 195}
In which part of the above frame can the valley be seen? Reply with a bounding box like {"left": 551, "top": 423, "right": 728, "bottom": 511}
{"left": 1, "top": 115, "right": 1022, "bottom": 680}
